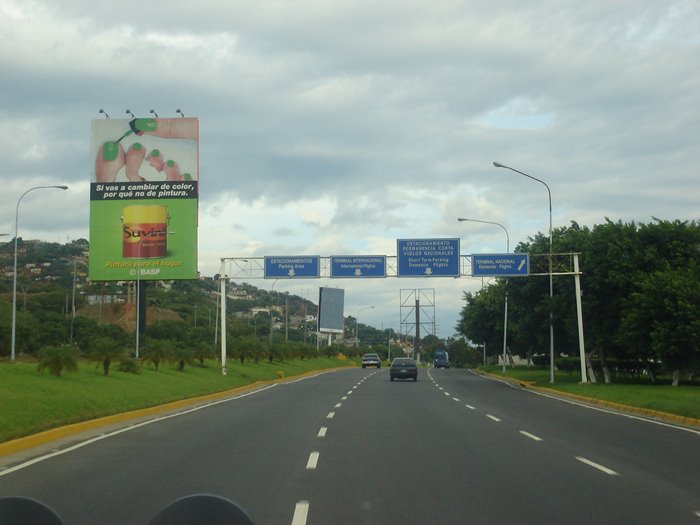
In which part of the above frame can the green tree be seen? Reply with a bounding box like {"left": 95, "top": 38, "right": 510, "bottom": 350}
{"left": 228, "top": 335, "right": 254, "bottom": 364}
{"left": 621, "top": 264, "right": 700, "bottom": 385}
{"left": 446, "top": 338, "right": 481, "bottom": 368}
{"left": 457, "top": 283, "right": 506, "bottom": 363}
{"left": 141, "top": 338, "right": 172, "bottom": 371}
{"left": 583, "top": 220, "right": 646, "bottom": 382}
{"left": 87, "top": 337, "right": 126, "bottom": 376}
{"left": 171, "top": 344, "right": 195, "bottom": 372}
{"left": 186, "top": 326, "right": 217, "bottom": 366}
{"left": 37, "top": 345, "right": 79, "bottom": 377}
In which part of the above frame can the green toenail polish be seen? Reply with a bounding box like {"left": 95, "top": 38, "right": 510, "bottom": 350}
{"left": 132, "top": 143, "right": 143, "bottom": 150}
{"left": 166, "top": 160, "right": 175, "bottom": 167}
{"left": 102, "top": 142, "right": 118, "bottom": 161}
{"left": 150, "top": 149, "right": 160, "bottom": 158}
{"left": 133, "top": 118, "right": 157, "bottom": 132}
{"left": 183, "top": 173, "right": 192, "bottom": 180}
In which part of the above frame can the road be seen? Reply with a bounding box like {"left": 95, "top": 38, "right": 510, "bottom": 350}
{"left": 1, "top": 367, "right": 698, "bottom": 524}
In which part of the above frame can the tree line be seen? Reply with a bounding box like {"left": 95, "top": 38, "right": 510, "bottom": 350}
{"left": 457, "top": 219, "right": 700, "bottom": 385}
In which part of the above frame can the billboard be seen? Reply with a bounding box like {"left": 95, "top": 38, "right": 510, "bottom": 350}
{"left": 88, "top": 117, "right": 199, "bottom": 281}
{"left": 318, "top": 287, "right": 345, "bottom": 334}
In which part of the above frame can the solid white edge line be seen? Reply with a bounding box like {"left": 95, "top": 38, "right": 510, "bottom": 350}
{"left": 486, "top": 414, "right": 501, "bottom": 422}
{"left": 576, "top": 456, "right": 619, "bottom": 476}
{"left": 317, "top": 427, "right": 327, "bottom": 437}
{"left": 519, "top": 430, "right": 543, "bottom": 442}
{"left": 326, "top": 412, "right": 335, "bottom": 419}
{"left": 306, "top": 452, "right": 320, "bottom": 469}
{"left": 292, "top": 500, "right": 310, "bottom": 525}
{"left": 0, "top": 383, "right": 280, "bottom": 478}
{"left": 470, "top": 369, "right": 700, "bottom": 436}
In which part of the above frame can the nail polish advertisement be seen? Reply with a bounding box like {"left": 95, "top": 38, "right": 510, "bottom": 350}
{"left": 88, "top": 117, "right": 199, "bottom": 281}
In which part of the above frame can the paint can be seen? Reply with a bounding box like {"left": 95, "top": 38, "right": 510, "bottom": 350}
{"left": 122, "top": 205, "right": 168, "bottom": 258}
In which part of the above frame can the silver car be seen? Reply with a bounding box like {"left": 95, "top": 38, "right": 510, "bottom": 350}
{"left": 361, "top": 353, "right": 381, "bottom": 368}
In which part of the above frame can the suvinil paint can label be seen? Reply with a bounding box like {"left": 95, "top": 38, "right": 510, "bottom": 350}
{"left": 122, "top": 205, "right": 168, "bottom": 258}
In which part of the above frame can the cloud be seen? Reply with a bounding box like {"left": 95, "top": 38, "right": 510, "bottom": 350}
{"left": 1, "top": 0, "right": 698, "bottom": 337}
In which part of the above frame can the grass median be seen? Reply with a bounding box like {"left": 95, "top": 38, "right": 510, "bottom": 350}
{"left": 481, "top": 366, "right": 700, "bottom": 420}
{"left": 0, "top": 357, "right": 355, "bottom": 444}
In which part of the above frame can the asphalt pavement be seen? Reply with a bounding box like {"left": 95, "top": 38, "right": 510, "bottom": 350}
{"left": 0, "top": 367, "right": 698, "bottom": 524}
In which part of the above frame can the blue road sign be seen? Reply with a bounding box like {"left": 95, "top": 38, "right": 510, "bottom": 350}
{"left": 472, "top": 253, "right": 529, "bottom": 277}
{"left": 264, "top": 256, "right": 320, "bottom": 278}
{"left": 397, "top": 238, "right": 460, "bottom": 277}
{"left": 330, "top": 256, "right": 386, "bottom": 278}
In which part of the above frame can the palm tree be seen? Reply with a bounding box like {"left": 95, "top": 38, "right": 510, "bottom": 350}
{"left": 88, "top": 337, "right": 125, "bottom": 376}
{"left": 142, "top": 338, "right": 172, "bottom": 371}
{"left": 37, "top": 345, "right": 79, "bottom": 377}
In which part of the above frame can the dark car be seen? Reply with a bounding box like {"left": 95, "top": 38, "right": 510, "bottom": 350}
{"left": 390, "top": 357, "right": 418, "bottom": 381}
{"left": 361, "top": 353, "right": 381, "bottom": 368}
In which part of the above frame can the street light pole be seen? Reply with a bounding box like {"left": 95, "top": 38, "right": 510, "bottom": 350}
{"left": 11, "top": 185, "right": 68, "bottom": 361}
{"left": 458, "top": 217, "right": 510, "bottom": 372}
{"left": 355, "top": 305, "right": 375, "bottom": 348}
{"left": 493, "top": 161, "right": 555, "bottom": 383}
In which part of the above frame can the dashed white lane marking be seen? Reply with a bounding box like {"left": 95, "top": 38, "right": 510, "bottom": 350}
{"left": 576, "top": 456, "right": 619, "bottom": 476}
{"left": 519, "top": 431, "right": 543, "bottom": 442}
{"left": 486, "top": 414, "right": 501, "bottom": 422}
{"left": 292, "top": 500, "right": 310, "bottom": 525}
{"left": 341, "top": 396, "right": 347, "bottom": 400}
{"left": 465, "top": 404, "right": 476, "bottom": 410}
{"left": 326, "top": 412, "right": 335, "bottom": 419}
{"left": 306, "top": 452, "right": 320, "bottom": 469}
{"left": 317, "top": 427, "right": 327, "bottom": 437}
{"left": 694, "top": 510, "right": 700, "bottom": 518}
{"left": 347, "top": 390, "right": 353, "bottom": 395}
{"left": 438, "top": 387, "right": 444, "bottom": 390}
{"left": 452, "top": 397, "right": 460, "bottom": 402}
{"left": 444, "top": 392, "right": 450, "bottom": 396}
{"left": 335, "top": 403, "right": 342, "bottom": 408}
{"left": 353, "top": 386, "right": 358, "bottom": 389}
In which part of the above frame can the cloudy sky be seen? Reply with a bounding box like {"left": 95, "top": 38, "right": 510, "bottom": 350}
{"left": 1, "top": 0, "right": 698, "bottom": 337}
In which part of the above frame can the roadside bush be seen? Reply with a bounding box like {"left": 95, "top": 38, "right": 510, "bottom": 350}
{"left": 117, "top": 359, "right": 141, "bottom": 374}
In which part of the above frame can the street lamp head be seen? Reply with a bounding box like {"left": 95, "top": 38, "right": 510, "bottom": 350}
{"left": 457, "top": 218, "right": 468, "bottom": 222}
{"left": 493, "top": 161, "right": 506, "bottom": 168}
{"left": 56, "top": 185, "right": 68, "bottom": 190}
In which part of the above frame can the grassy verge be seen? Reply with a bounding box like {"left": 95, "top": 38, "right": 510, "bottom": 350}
{"left": 0, "top": 357, "right": 355, "bottom": 443}
{"left": 480, "top": 366, "right": 700, "bottom": 420}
